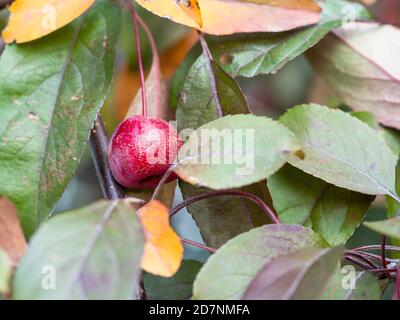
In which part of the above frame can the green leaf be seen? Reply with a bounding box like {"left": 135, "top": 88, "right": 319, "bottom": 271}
{"left": 322, "top": 269, "right": 386, "bottom": 300}
{"left": 351, "top": 112, "right": 400, "bottom": 220}
{"left": 0, "top": 250, "right": 12, "bottom": 297}
{"left": 193, "top": 224, "right": 323, "bottom": 300}
{"left": 280, "top": 104, "right": 399, "bottom": 200}
{"left": 243, "top": 246, "right": 342, "bottom": 300}
{"left": 13, "top": 200, "right": 145, "bottom": 300}
{"left": 176, "top": 114, "right": 300, "bottom": 190}
{"left": 364, "top": 217, "right": 400, "bottom": 240}
{"left": 144, "top": 260, "right": 202, "bottom": 300}
{"left": 307, "top": 22, "right": 400, "bottom": 130}
{"left": 351, "top": 111, "right": 400, "bottom": 158}
{"left": 0, "top": 0, "right": 121, "bottom": 236}
{"left": 268, "top": 165, "right": 374, "bottom": 246}
{"left": 169, "top": 44, "right": 202, "bottom": 109}
{"left": 208, "top": 0, "right": 370, "bottom": 77}
{"left": 176, "top": 56, "right": 248, "bottom": 132}
{"left": 176, "top": 53, "right": 275, "bottom": 248}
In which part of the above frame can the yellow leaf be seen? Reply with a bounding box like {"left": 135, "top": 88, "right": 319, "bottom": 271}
{"left": 135, "top": 0, "right": 321, "bottom": 35}
{"left": 2, "top": 0, "right": 95, "bottom": 43}
{"left": 176, "top": 0, "right": 203, "bottom": 28}
{"left": 139, "top": 200, "right": 183, "bottom": 277}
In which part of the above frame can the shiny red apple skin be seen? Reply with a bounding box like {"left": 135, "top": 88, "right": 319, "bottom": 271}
{"left": 108, "top": 116, "right": 183, "bottom": 189}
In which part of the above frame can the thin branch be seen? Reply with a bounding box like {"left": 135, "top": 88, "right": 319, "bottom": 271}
{"left": 0, "top": 38, "right": 4, "bottom": 56}
{"left": 89, "top": 115, "right": 147, "bottom": 300}
{"left": 181, "top": 238, "right": 216, "bottom": 253}
{"left": 169, "top": 190, "right": 280, "bottom": 224}
{"left": 125, "top": 0, "right": 147, "bottom": 117}
{"left": 381, "top": 236, "right": 388, "bottom": 269}
{"left": 344, "top": 250, "right": 397, "bottom": 264}
{"left": 352, "top": 245, "right": 400, "bottom": 252}
{"left": 89, "top": 115, "right": 125, "bottom": 200}
{"left": 367, "top": 267, "right": 397, "bottom": 275}
{"left": 343, "top": 256, "right": 374, "bottom": 271}
{"left": 343, "top": 251, "right": 379, "bottom": 269}
{"left": 151, "top": 162, "right": 178, "bottom": 201}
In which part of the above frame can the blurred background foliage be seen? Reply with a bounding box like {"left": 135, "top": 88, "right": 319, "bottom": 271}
{"left": 54, "top": 0, "right": 400, "bottom": 276}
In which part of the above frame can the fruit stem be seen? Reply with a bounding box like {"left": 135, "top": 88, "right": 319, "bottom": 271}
{"left": 169, "top": 190, "right": 280, "bottom": 224}
{"left": 126, "top": 0, "right": 147, "bottom": 117}
{"left": 151, "top": 162, "right": 179, "bottom": 201}
{"left": 181, "top": 238, "right": 216, "bottom": 253}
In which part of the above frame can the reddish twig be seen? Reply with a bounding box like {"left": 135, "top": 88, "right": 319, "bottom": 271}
{"left": 343, "top": 251, "right": 380, "bottom": 269}
{"left": 125, "top": 0, "right": 147, "bottom": 117}
{"left": 181, "top": 238, "right": 216, "bottom": 254}
{"left": 381, "top": 236, "right": 388, "bottom": 269}
{"left": 89, "top": 116, "right": 125, "bottom": 200}
{"left": 343, "top": 256, "right": 374, "bottom": 271}
{"left": 170, "top": 190, "right": 280, "bottom": 224}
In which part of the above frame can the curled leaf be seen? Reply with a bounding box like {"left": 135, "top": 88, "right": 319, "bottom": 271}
{"left": 3, "top": 0, "right": 95, "bottom": 43}
{"left": 139, "top": 201, "right": 183, "bottom": 277}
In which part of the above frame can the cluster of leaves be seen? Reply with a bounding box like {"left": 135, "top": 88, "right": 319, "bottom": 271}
{"left": 0, "top": 0, "right": 399, "bottom": 300}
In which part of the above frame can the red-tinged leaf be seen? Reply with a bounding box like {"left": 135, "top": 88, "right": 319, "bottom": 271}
{"left": 0, "top": 197, "right": 27, "bottom": 266}
{"left": 243, "top": 246, "right": 343, "bottom": 300}
{"left": 307, "top": 22, "right": 400, "bottom": 129}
